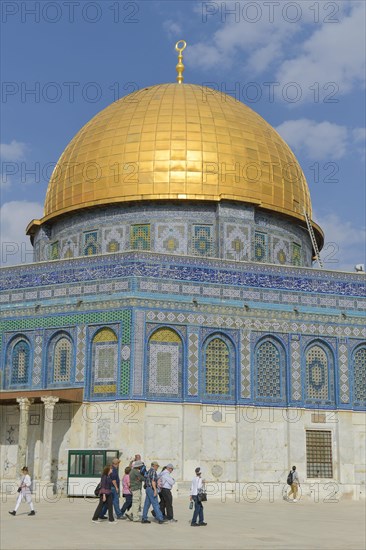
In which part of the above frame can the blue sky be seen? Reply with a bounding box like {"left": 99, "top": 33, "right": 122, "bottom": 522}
{"left": 1, "top": 0, "right": 365, "bottom": 270}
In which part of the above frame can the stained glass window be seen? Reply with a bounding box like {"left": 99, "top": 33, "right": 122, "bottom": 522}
{"left": 254, "top": 232, "right": 267, "bottom": 262}
{"left": 292, "top": 243, "right": 301, "bottom": 266}
{"left": 53, "top": 337, "right": 72, "bottom": 383}
{"left": 354, "top": 347, "right": 366, "bottom": 403}
{"left": 192, "top": 225, "right": 213, "bottom": 257}
{"left": 148, "top": 328, "right": 181, "bottom": 396}
{"left": 255, "top": 340, "right": 281, "bottom": 399}
{"left": 92, "top": 328, "right": 118, "bottom": 394}
{"left": 205, "top": 338, "right": 230, "bottom": 395}
{"left": 306, "top": 345, "right": 328, "bottom": 400}
{"left": 11, "top": 340, "right": 30, "bottom": 385}
{"left": 131, "top": 225, "right": 150, "bottom": 250}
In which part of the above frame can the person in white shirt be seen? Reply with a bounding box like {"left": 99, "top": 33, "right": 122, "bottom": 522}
{"left": 9, "top": 466, "right": 35, "bottom": 516}
{"left": 190, "top": 467, "right": 207, "bottom": 526}
{"left": 158, "top": 464, "right": 177, "bottom": 522}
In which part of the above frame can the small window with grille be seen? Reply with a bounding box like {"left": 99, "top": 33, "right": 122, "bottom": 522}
{"left": 306, "top": 430, "right": 333, "bottom": 478}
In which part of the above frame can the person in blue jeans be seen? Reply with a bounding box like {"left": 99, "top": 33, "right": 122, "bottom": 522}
{"left": 190, "top": 467, "right": 207, "bottom": 526}
{"left": 100, "top": 457, "right": 122, "bottom": 520}
{"left": 141, "top": 462, "right": 166, "bottom": 524}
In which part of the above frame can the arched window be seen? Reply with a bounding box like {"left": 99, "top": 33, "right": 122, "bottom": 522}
{"left": 53, "top": 337, "right": 72, "bottom": 384}
{"left": 11, "top": 340, "right": 30, "bottom": 385}
{"left": 205, "top": 337, "right": 231, "bottom": 396}
{"left": 306, "top": 344, "right": 330, "bottom": 401}
{"left": 92, "top": 328, "right": 118, "bottom": 395}
{"left": 147, "top": 328, "right": 182, "bottom": 397}
{"left": 255, "top": 339, "right": 284, "bottom": 401}
{"left": 353, "top": 347, "right": 366, "bottom": 404}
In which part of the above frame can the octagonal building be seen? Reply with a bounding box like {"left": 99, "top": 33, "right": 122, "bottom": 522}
{"left": 1, "top": 68, "right": 365, "bottom": 500}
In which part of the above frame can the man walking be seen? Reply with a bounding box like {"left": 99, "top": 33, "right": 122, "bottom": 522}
{"left": 287, "top": 465, "right": 300, "bottom": 502}
{"left": 141, "top": 462, "right": 166, "bottom": 524}
{"left": 159, "top": 464, "right": 177, "bottom": 522}
{"left": 126, "top": 461, "right": 145, "bottom": 522}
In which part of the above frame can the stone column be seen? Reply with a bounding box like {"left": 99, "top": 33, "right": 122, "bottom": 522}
{"left": 16, "top": 397, "right": 33, "bottom": 467}
{"left": 41, "top": 396, "right": 59, "bottom": 483}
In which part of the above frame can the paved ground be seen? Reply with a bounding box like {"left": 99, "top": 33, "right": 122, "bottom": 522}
{"left": 1, "top": 495, "right": 365, "bottom": 550}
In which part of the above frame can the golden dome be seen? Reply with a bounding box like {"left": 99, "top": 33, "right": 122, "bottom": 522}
{"left": 28, "top": 83, "right": 323, "bottom": 244}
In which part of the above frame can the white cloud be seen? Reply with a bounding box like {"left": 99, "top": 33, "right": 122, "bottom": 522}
{"left": 0, "top": 201, "right": 43, "bottom": 267}
{"left": 317, "top": 212, "right": 366, "bottom": 272}
{"left": 352, "top": 127, "right": 366, "bottom": 143}
{"left": 0, "top": 140, "right": 29, "bottom": 188}
{"left": 188, "top": 2, "right": 364, "bottom": 102}
{"left": 276, "top": 119, "right": 348, "bottom": 160}
{"left": 276, "top": 2, "right": 365, "bottom": 98}
{"left": 163, "top": 19, "right": 182, "bottom": 38}
{"left": 0, "top": 140, "right": 28, "bottom": 161}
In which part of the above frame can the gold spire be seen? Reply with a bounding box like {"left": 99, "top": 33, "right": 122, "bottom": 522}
{"left": 175, "top": 40, "right": 186, "bottom": 84}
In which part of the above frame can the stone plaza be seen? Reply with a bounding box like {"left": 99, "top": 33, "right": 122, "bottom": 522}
{"left": 1, "top": 492, "right": 365, "bottom": 550}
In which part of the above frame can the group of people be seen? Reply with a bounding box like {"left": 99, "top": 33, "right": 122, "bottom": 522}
{"left": 92, "top": 454, "right": 207, "bottom": 526}
{"left": 8, "top": 461, "right": 300, "bottom": 520}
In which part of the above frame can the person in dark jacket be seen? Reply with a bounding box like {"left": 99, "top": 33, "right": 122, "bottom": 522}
{"left": 92, "top": 465, "right": 117, "bottom": 524}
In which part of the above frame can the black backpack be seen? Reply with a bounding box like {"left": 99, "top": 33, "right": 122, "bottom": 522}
{"left": 286, "top": 471, "right": 293, "bottom": 486}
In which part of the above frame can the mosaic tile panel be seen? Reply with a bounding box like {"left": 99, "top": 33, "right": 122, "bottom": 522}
{"left": 120, "top": 309, "right": 132, "bottom": 396}
{"left": 224, "top": 224, "right": 250, "bottom": 261}
{"left": 32, "top": 332, "right": 43, "bottom": 387}
{"left": 273, "top": 238, "right": 290, "bottom": 265}
{"left": 188, "top": 329, "right": 199, "bottom": 396}
{"left": 290, "top": 335, "right": 302, "bottom": 401}
{"left": 102, "top": 227, "right": 126, "bottom": 254}
{"left": 338, "top": 339, "right": 349, "bottom": 403}
{"left": 353, "top": 347, "right": 366, "bottom": 405}
{"left": 133, "top": 310, "right": 145, "bottom": 396}
{"left": 2, "top": 252, "right": 365, "bottom": 299}
{"left": 96, "top": 418, "right": 111, "bottom": 447}
{"left": 240, "top": 330, "right": 251, "bottom": 399}
{"left": 75, "top": 325, "right": 86, "bottom": 383}
{"left": 155, "top": 224, "right": 187, "bottom": 255}
{"left": 61, "top": 236, "right": 78, "bottom": 259}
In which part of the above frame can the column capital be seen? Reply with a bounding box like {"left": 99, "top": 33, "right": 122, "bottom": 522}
{"left": 41, "top": 396, "right": 60, "bottom": 409}
{"left": 16, "top": 397, "right": 33, "bottom": 411}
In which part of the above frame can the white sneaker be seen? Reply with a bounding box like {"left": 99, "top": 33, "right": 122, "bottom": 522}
{"left": 293, "top": 499, "right": 297, "bottom": 502}
{"left": 92, "top": 520, "right": 100, "bottom": 523}
{"left": 109, "top": 521, "right": 118, "bottom": 525}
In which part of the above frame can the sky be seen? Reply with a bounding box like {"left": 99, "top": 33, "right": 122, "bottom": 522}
{"left": 0, "top": 0, "right": 365, "bottom": 271}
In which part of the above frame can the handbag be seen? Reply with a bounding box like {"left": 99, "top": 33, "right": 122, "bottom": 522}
{"left": 17, "top": 487, "right": 22, "bottom": 493}
{"left": 94, "top": 482, "right": 101, "bottom": 497}
{"left": 197, "top": 484, "right": 207, "bottom": 502}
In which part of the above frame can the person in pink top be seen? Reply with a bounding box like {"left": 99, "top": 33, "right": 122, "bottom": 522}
{"left": 120, "top": 466, "right": 132, "bottom": 518}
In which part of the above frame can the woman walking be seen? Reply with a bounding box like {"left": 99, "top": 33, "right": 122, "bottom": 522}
{"left": 190, "top": 467, "right": 207, "bottom": 527}
{"left": 9, "top": 466, "right": 35, "bottom": 516}
{"left": 120, "top": 466, "right": 132, "bottom": 518}
{"left": 92, "top": 465, "right": 116, "bottom": 524}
